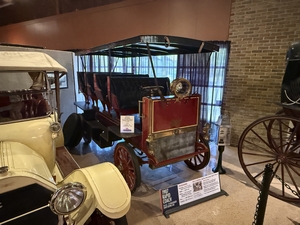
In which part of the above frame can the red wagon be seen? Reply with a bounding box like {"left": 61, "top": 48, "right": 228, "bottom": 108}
{"left": 63, "top": 35, "right": 219, "bottom": 192}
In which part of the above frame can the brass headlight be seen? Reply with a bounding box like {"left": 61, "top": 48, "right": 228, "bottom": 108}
{"left": 49, "top": 182, "right": 86, "bottom": 215}
{"left": 170, "top": 78, "right": 192, "bottom": 99}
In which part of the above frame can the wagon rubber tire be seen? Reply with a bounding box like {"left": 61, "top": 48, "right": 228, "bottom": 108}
{"left": 78, "top": 114, "right": 92, "bottom": 145}
{"left": 114, "top": 142, "right": 141, "bottom": 193}
{"left": 184, "top": 134, "right": 210, "bottom": 170}
{"left": 82, "top": 130, "right": 92, "bottom": 144}
{"left": 114, "top": 215, "right": 128, "bottom": 225}
{"left": 63, "top": 113, "right": 82, "bottom": 148}
{"left": 86, "top": 210, "right": 128, "bottom": 225}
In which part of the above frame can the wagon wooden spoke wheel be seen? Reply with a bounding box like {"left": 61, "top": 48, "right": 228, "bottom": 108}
{"left": 184, "top": 135, "right": 210, "bottom": 170}
{"left": 114, "top": 142, "right": 141, "bottom": 193}
{"left": 238, "top": 115, "right": 300, "bottom": 203}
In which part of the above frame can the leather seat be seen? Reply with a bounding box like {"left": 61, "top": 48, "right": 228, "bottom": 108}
{"left": 109, "top": 77, "right": 170, "bottom": 115}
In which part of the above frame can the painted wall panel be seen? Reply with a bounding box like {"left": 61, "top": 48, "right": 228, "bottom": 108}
{"left": 0, "top": 0, "right": 231, "bottom": 50}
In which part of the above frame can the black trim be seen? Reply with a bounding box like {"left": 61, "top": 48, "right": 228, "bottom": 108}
{"left": 75, "top": 35, "right": 219, "bottom": 57}
{"left": 0, "top": 43, "right": 45, "bottom": 49}
{"left": 0, "top": 183, "right": 57, "bottom": 225}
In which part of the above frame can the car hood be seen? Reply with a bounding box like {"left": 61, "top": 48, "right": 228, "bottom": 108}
{"left": 0, "top": 141, "right": 56, "bottom": 193}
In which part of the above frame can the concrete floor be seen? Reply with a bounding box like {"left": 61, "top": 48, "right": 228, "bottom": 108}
{"left": 68, "top": 141, "right": 300, "bottom": 225}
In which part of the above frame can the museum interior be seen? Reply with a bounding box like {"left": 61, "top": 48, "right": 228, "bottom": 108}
{"left": 0, "top": 0, "right": 299, "bottom": 224}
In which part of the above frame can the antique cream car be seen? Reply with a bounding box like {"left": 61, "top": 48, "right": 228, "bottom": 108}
{"left": 0, "top": 51, "right": 131, "bottom": 225}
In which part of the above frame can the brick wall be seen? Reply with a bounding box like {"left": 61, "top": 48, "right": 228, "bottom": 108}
{"left": 224, "top": 0, "right": 300, "bottom": 146}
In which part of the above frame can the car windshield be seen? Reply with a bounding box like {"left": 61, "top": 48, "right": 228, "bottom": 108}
{"left": 0, "top": 71, "right": 53, "bottom": 123}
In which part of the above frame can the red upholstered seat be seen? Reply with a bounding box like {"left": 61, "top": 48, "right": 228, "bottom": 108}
{"left": 21, "top": 94, "right": 49, "bottom": 119}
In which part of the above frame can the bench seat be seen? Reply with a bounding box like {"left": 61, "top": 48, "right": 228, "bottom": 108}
{"left": 109, "top": 76, "right": 170, "bottom": 116}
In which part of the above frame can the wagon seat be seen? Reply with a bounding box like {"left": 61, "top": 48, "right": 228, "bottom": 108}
{"left": 93, "top": 73, "right": 148, "bottom": 113}
{"left": 85, "top": 72, "right": 99, "bottom": 108}
{"left": 108, "top": 76, "right": 170, "bottom": 117}
{"left": 0, "top": 72, "right": 50, "bottom": 121}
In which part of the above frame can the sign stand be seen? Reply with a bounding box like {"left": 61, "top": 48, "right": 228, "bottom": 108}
{"left": 159, "top": 172, "right": 228, "bottom": 218}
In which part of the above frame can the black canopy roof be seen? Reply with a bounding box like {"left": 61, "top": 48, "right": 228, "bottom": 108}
{"left": 76, "top": 35, "right": 219, "bottom": 57}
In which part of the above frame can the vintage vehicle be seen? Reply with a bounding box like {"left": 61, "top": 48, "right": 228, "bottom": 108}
{"left": 63, "top": 35, "right": 220, "bottom": 193}
{"left": 237, "top": 41, "right": 300, "bottom": 204}
{"left": 0, "top": 51, "right": 131, "bottom": 225}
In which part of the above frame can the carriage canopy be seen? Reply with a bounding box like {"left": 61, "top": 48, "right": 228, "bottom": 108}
{"left": 0, "top": 51, "right": 67, "bottom": 72}
{"left": 75, "top": 35, "right": 219, "bottom": 57}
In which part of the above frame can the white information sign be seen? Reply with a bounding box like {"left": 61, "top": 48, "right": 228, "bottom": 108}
{"left": 120, "top": 115, "right": 135, "bottom": 133}
{"left": 160, "top": 173, "right": 222, "bottom": 216}
{"left": 178, "top": 173, "right": 221, "bottom": 205}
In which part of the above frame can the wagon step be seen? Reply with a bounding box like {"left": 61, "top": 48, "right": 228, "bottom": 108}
{"left": 106, "top": 125, "right": 142, "bottom": 138}
{"left": 84, "top": 120, "right": 107, "bottom": 130}
{"left": 92, "top": 137, "right": 113, "bottom": 148}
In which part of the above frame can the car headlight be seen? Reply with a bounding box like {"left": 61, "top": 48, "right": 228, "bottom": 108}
{"left": 50, "top": 122, "right": 61, "bottom": 133}
{"left": 49, "top": 182, "right": 86, "bottom": 215}
{"left": 170, "top": 78, "right": 192, "bottom": 99}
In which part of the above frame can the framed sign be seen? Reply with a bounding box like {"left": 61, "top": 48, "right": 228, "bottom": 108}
{"left": 48, "top": 73, "right": 68, "bottom": 89}
{"left": 159, "top": 172, "right": 228, "bottom": 218}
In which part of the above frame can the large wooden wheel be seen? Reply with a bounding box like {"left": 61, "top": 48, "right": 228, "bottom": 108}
{"left": 114, "top": 142, "right": 141, "bottom": 193}
{"left": 184, "top": 135, "right": 210, "bottom": 170}
{"left": 238, "top": 115, "right": 300, "bottom": 203}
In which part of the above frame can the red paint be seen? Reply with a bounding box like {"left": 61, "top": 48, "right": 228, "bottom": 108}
{"left": 152, "top": 96, "right": 199, "bottom": 132}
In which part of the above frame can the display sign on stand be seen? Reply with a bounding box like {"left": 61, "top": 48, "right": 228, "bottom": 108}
{"left": 159, "top": 172, "right": 228, "bottom": 218}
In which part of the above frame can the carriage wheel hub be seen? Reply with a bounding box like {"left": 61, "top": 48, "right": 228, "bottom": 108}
{"left": 277, "top": 154, "right": 287, "bottom": 163}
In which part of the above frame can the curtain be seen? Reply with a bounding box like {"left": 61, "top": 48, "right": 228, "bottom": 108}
{"left": 125, "top": 55, "right": 178, "bottom": 80}
{"left": 176, "top": 41, "right": 231, "bottom": 135}
{"left": 77, "top": 54, "right": 178, "bottom": 78}
{"left": 176, "top": 52, "right": 212, "bottom": 128}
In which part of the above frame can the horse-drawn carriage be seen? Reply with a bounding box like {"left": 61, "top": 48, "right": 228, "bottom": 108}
{"left": 237, "top": 41, "right": 300, "bottom": 204}
{"left": 63, "top": 35, "right": 220, "bottom": 192}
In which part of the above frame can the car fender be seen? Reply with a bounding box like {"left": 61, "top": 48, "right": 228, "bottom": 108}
{"left": 61, "top": 162, "right": 131, "bottom": 222}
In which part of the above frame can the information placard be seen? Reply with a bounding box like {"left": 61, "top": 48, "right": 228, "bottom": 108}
{"left": 120, "top": 115, "right": 134, "bottom": 133}
{"left": 159, "top": 173, "right": 227, "bottom": 217}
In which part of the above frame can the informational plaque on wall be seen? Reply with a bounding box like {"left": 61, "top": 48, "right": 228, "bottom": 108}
{"left": 159, "top": 172, "right": 228, "bottom": 218}
{"left": 120, "top": 115, "right": 135, "bottom": 133}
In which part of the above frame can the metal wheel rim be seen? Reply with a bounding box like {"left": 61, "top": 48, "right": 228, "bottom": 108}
{"left": 238, "top": 115, "right": 300, "bottom": 203}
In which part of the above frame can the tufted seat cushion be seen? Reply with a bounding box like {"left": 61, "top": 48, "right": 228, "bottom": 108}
{"left": 109, "top": 77, "right": 170, "bottom": 115}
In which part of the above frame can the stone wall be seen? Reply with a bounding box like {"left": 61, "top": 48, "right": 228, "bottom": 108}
{"left": 224, "top": 0, "right": 300, "bottom": 146}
